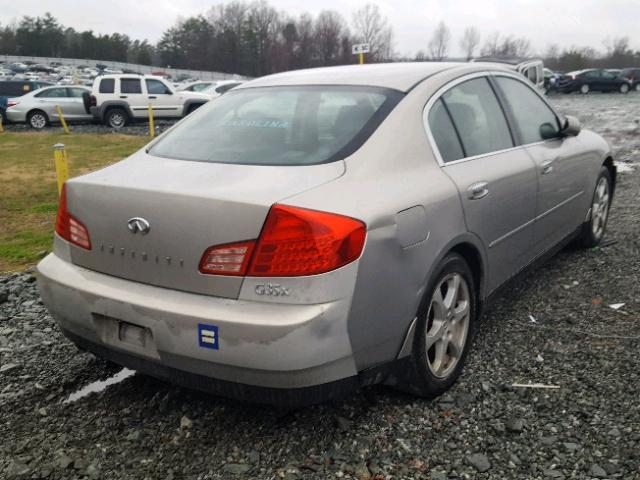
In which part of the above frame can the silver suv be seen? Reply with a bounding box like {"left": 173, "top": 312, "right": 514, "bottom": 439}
{"left": 88, "top": 74, "right": 210, "bottom": 128}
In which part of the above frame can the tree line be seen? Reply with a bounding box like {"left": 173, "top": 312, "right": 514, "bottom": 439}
{"left": 0, "top": 5, "right": 638, "bottom": 76}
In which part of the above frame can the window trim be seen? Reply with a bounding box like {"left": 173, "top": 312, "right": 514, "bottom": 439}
{"left": 423, "top": 71, "right": 565, "bottom": 167}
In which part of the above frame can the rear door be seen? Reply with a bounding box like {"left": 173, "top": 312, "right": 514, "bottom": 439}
{"left": 426, "top": 76, "right": 538, "bottom": 293}
{"left": 493, "top": 74, "right": 590, "bottom": 255}
{"left": 64, "top": 87, "right": 90, "bottom": 119}
{"left": 118, "top": 77, "right": 146, "bottom": 118}
{"left": 145, "top": 78, "right": 181, "bottom": 117}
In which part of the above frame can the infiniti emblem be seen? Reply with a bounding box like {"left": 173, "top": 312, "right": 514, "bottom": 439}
{"left": 127, "top": 217, "right": 151, "bottom": 235}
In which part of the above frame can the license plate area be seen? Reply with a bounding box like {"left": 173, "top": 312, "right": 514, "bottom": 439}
{"left": 92, "top": 313, "right": 160, "bottom": 360}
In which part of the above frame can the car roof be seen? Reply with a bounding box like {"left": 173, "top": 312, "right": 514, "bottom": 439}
{"left": 238, "top": 62, "right": 502, "bottom": 92}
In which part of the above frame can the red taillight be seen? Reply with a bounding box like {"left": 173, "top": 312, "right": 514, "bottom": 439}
{"left": 89, "top": 95, "right": 97, "bottom": 107}
{"left": 198, "top": 240, "right": 255, "bottom": 276}
{"left": 199, "top": 205, "right": 366, "bottom": 277}
{"left": 55, "top": 184, "right": 92, "bottom": 250}
{"left": 7, "top": 100, "right": 18, "bottom": 108}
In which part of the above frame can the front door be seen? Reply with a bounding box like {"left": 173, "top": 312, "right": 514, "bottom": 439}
{"left": 145, "top": 78, "right": 181, "bottom": 118}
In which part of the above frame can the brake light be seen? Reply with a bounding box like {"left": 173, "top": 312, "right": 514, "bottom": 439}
{"left": 199, "top": 205, "right": 366, "bottom": 277}
{"left": 89, "top": 95, "right": 97, "bottom": 107}
{"left": 199, "top": 241, "right": 255, "bottom": 276}
{"left": 7, "top": 100, "right": 18, "bottom": 108}
{"left": 55, "top": 183, "right": 92, "bottom": 250}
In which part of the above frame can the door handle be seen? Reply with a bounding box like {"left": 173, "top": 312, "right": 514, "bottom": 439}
{"left": 541, "top": 160, "right": 554, "bottom": 175}
{"left": 120, "top": 95, "right": 128, "bottom": 99}
{"left": 148, "top": 96, "right": 157, "bottom": 99}
{"left": 468, "top": 182, "right": 489, "bottom": 200}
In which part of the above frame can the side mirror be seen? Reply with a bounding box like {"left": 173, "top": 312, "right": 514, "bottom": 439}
{"left": 561, "top": 115, "right": 581, "bottom": 137}
{"left": 539, "top": 122, "right": 559, "bottom": 140}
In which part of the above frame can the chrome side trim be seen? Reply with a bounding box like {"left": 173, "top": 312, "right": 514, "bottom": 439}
{"left": 422, "top": 70, "right": 564, "bottom": 168}
{"left": 488, "top": 190, "right": 584, "bottom": 249}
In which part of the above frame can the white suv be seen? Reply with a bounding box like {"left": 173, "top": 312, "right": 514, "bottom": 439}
{"left": 87, "top": 74, "right": 210, "bottom": 128}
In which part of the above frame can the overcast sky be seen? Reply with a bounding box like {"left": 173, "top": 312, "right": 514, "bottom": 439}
{"left": 2, "top": 0, "right": 639, "bottom": 57}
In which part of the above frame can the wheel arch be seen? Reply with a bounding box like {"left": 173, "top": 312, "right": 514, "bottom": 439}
{"left": 100, "top": 101, "right": 133, "bottom": 122}
{"left": 27, "top": 108, "right": 49, "bottom": 126}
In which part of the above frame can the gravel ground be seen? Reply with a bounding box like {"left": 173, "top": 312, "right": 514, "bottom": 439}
{"left": 2, "top": 119, "right": 178, "bottom": 137}
{"left": 1, "top": 94, "right": 639, "bottom": 480}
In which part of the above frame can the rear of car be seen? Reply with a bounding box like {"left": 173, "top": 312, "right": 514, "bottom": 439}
{"left": 6, "top": 86, "right": 91, "bottom": 128}
{"left": 37, "top": 84, "right": 402, "bottom": 404}
{"left": 621, "top": 68, "right": 640, "bottom": 91}
{"left": 0, "top": 80, "right": 52, "bottom": 124}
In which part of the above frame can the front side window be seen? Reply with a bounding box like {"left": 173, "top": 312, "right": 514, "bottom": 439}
{"left": 149, "top": 86, "right": 402, "bottom": 166}
{"left": 99, "top": 78, "right": 115, "bottom": 94}
{"left": 120, "top": 78, "right": 142, "bottom": 94}
{"left": 36, "top": 87, "right": 68, "bottom": 98}
{"left": 146, "top": 79, "right": 171, "bottom": 95}
{"left": 439, "top": 77, "right": 513, "bottom": 158}
{"left": 495, "top": 77, "right": 560, "bottom": 144}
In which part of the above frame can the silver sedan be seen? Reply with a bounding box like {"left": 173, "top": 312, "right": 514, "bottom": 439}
{"left": 6, "top": 85, "right": 92, "bottom": 129}
{"left": 37, "top": 63, "right": 615, "bottom": 406}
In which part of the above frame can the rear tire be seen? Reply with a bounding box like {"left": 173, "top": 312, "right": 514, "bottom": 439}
{"left": 104, "top": 108, "right": 128, "bottom": 129}
{"left": 403, "top": 253, "right": 477, "bottom": 398}
{"left": 620, "top": 83, "right": 630, "bottom": 94}
{"left": 579, "top": 167, "right": 612, "bottom": 248}
{"left": 580, "top": 84, "right": 590, "bottom": 94}
{"left": 28, "top": 110, "right": 49, "bottom": 130}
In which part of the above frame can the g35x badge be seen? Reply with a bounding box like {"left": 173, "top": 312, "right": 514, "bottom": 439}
{"left": 255, "top": 283, "right": 290, "bottom": 296}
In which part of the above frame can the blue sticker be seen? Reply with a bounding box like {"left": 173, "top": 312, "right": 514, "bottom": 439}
{"left": 198, "top": 323, "right": 219, "bottom": 350}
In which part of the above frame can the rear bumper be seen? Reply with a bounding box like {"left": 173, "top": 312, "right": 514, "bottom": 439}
{"left": 6, "top": 108, "right": 26, "bottom": 123}
{"left": 37, "top": 253, "right": 360, "bottom": 399}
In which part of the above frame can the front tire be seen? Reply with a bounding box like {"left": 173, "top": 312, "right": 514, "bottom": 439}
{"left": 404, "top": 253, "right": 477, "bottom": 398}
{"left": 635, "top": 83, "right": 640, "bottom": 92}
{"left": 579, "top": 167, "right": 612, "bottom": 248}
{"left": 620, "top": 83, "right": 630, "bottom": 94}
{"left": 104, "top": 108, "right": 128, "bottom": 129}
{"left": 28, "top": 110, "right": 49, "bottom": 130}
{"left": 580, "top": 84, "right": 590, "bottom": 94}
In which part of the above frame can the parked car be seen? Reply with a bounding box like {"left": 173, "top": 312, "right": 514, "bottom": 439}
{"left": 472, "top": 57, "right": 545, "bottom": 90}
{"left": 200, "top": 80, "right": 244, "bottom": 98}
{"left": 38, "top": 62, "right": 615, "bottom": 406}
{"left": 0, "top": 80, "right": 52, "bottom": 124}
{"left": 177, "top": 81, "right": 216, "bottom": 92}
{"left": 5, "top": 85, "right": 92, "bottom": 129}
{"left": 620, "top": 68, "right": 640, "bottom": 91}
{"left": 556, "top": 69, "right": 633, "bottom": 94}
{"left": 543, "top": 68, "right": 560, "bottom": 93}
{"left": 87, "top": 74, "right": 210, "bottom": 128}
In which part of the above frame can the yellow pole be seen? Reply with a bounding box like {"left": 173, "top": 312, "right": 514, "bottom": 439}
{"left": 55, "top": 105, "right": 70, "bottom": 134}
{"left": 53, "top": 143, "right": 69, "bottom": 196}
{"left": 148, "top": 104, "right": 155, "bottom": 138}
{"left": 359, "top": 52, "right": 364, "bottom": 65}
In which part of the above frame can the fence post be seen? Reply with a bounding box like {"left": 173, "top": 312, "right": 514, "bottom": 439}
{"left": 55, "top": 106, "right": 70, "bottom": 134}
{"left": 53, "top": 144, "right": 69, "bottom": 196}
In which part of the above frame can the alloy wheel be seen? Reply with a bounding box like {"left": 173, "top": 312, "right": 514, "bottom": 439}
{"left": 580, "top": 84, "right": 590, "bottom": 94}
{"left": 425, "top": 272, "right": 470, "bottom": 379}
{"left": 591, "top": 177, "right": 610, "bottom": 240}
{"left": 109, "top": 113, "right": 125, "bottom": 128}
{"left": 30, "top": 113, "right": 46, "bottom": 129}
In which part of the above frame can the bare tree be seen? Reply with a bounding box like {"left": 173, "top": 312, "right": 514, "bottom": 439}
{"left": 315, "top": 10, "right": 349, "bottom": 65}
{"left": 459, "top": 26, "right": 480, "bottom": 61}
{"left": 428, "top": 21, "right": 450, "bottom": 60}
{"left": 480, "top": 32, "right": 531, "bottom": 58}
{"left": 352, "top": 4, "right": 393, "bottom": 61}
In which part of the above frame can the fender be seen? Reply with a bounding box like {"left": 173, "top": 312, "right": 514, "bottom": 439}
{"left": 181, "top": 99, "right": 208, "bottom": 117}
{"left": 98, "top": 101, "right": 135, "bottom": 121}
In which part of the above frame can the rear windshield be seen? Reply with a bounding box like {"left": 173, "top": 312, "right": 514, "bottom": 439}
{"left": 149, "top": 85, "right": 402, "bottom": 166}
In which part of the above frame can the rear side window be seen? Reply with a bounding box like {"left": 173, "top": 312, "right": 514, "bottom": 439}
{"left": 35, "top": 87, "right": 68, "bottom": 98}
{"left": 120, "top": 78, "right": 142, "bottom": 94}
{"left": 149, "top": 86, "right": 402, "bottom": 166}
{"left": 99, "top": 78, "right": 115, "bottom": 93}
{"left": 495, "top": 77, "right": 560, "bottom": 144}
{"left": 67, "top": 88, "right": 87, "bottom": 98}
{"left": 428, "top": 99, "right": 464, "bottom": 162}
{"left": 440, "top": 78, "right": 513, "bottom": 158}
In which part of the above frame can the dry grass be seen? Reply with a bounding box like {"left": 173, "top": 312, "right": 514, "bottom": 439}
{"left": 0, "top": 132, "right": 148, "bottom": 272}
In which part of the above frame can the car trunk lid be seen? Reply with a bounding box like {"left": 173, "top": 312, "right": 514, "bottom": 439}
{"left": 65, "top": 150, "right": 345, "bottom": 298}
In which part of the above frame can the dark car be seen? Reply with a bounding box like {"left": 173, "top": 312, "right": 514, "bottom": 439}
{"left": 620, "top": 68, "right": 640, "bottom": 91}
{"left": 557, "top": 69, "right": 633, "bottom": 94}
{"left": 0, "top": 80, "right": 53, "bottom": 124}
